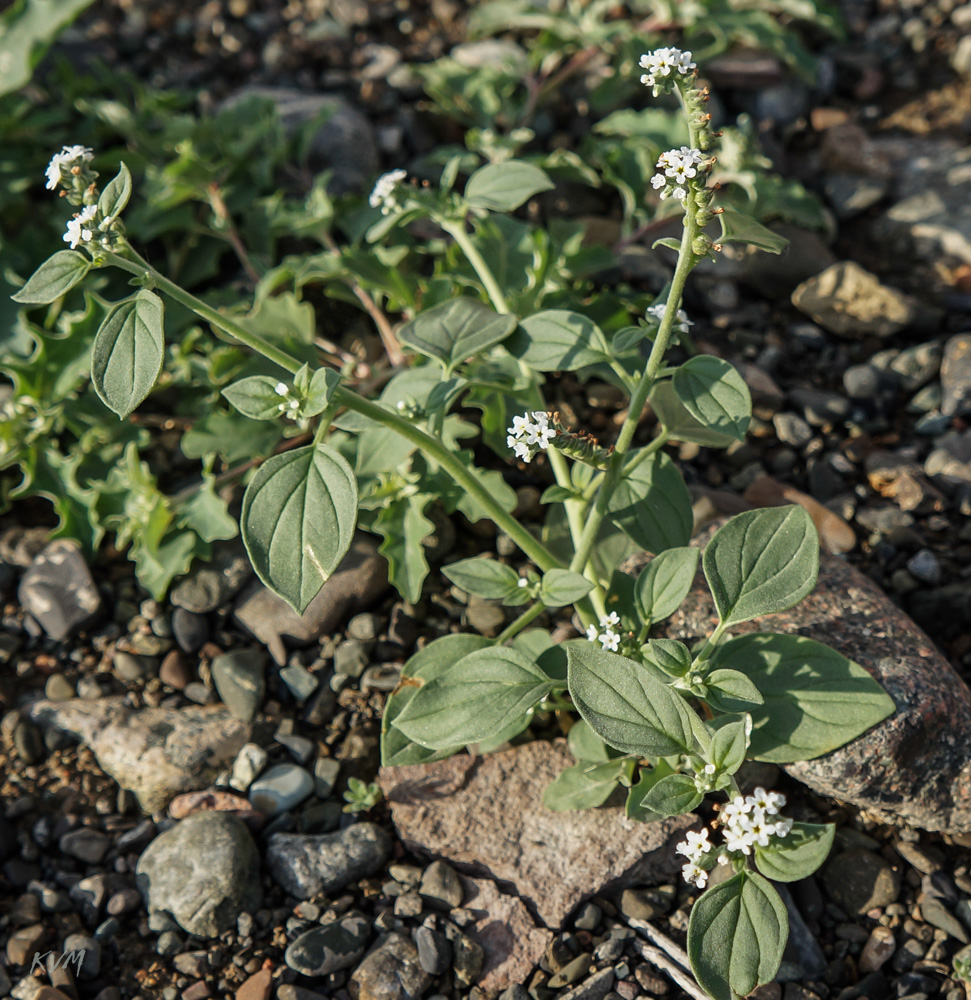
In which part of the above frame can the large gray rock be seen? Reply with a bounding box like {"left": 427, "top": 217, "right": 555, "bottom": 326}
{"left": 26, "top": 698, "right": 249, "bottom": 812}
{"left": 266, "top": 822, "right": 391, "bottom": 899}
{"left": 658, "top": 521, "right": 971, "bottom": 834}
{"left": 378, "top": 740, "right": 693, "bottom": 929}
{"left": 170, "top": 542, "right": 252, "bottom": 613}
{"left": 19, "top": 540, "right": 101, "bottom": 640}
{"left": 135, "top": 812, "right": 261, "bottom": 937}
{"left": 234, "top": 533, "right": 388, "bottom": 664}
{"left": 220, "top": 86, "right": 378, "bottom": 194}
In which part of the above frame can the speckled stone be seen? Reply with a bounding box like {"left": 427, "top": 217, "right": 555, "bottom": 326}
{"left": 655, "top": 519, "right": 971, "bottom": 834}
{"left": 378, "top": 740, "right": 692, "bottom": 928}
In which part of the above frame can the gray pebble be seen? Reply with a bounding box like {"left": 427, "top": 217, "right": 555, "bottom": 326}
{"left": 211, "top": 649, "right": 267, "bottom": 723}
{"left": 314, "top": 757, "right": 341, "bottom": 798}
{"left": 415, "top": 925, "right": 451, "bottom": 975}
{"left": 419, "top": 860, "right": 463, "bottom": 911}
{"left": 334, "top": 639, "right": 369, "bottom": 678}
{"left": 361, "top": 664, "right": 402, "bottom": 692}
{"left": 171, "top": 608, "right": 209, "bottom": 653}
{"left": 59, "top": 828, "right": 110, "bottom": 864}
{"left": 249, "top": 763, "right": 314, "bottom": 817}
{"left": 285, "top": 911, "right": 370, "bottom": 975}
{"left": 156, "top": 930, "right": 184, "bottom": 956}
{"left": 276, "top": 731, "right": 315, "bottom": 765}
{"left": 63, "top": 933, "right": 100, "bottom": 978}
{"left": 280, "top": 662, "right": 319, "bottom": 702}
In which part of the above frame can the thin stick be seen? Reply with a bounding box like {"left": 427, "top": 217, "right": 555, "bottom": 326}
{"left": 627, "top": 917, "right": 691, "bottom": 971}
{"left": 207, "top": 182, "right": 261, "bottom": 287}
{"left": 632, "top": 940, "right": 710, "bottom": 1000}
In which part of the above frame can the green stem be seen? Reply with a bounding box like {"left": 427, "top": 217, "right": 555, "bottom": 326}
{"left": 495, "top": 600, "right": 547, "bottom": 644}
{"left": 101, "top": 246, "right": 563, "bottom": 573}
{"left": 690, "top": 621, "right": 727, "bottom": 671}
{"left": 439, "top": 217, "right": 510, "bottom": 314}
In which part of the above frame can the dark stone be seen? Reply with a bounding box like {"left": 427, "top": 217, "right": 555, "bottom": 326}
{"left": 18, "top": 540, "right": 101, "bottom": 640}
{"left": 59, "top": 828, "right": 110, "bottom": 864}
{"left": 822, "top": 850, "right": 900, "bottom": 914}
{"left": 659, "top": 520, "right": 971, "bottom": 833}
{"left": 415, "top": 925, "right": 451, "bottom": 975}
{"left": 349, "top": 932, "right": 432, "bottom": 1000}
{"left": 942, "top": 334, "right": 971, "bottom": 418}
{"left": 284, "top": 911, "right": 370, "bottom": 975}
{"left": 171, "top": 608, "right": 209, "bottom": 654}
{"left": 170, "top": 542, "right": 252, "bottom": 613}
{"left": 211, "top": 649, "right": 267, "bottom": 723}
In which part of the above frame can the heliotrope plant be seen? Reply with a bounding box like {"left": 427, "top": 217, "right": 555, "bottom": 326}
{"left": 12, "top": 50, "right": 895, "bottom": 1000}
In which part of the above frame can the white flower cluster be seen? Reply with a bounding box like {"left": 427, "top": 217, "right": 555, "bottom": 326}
{"left": 585, "top": 611, "right": 622, "bottom": 652}
{"left": 274, "top": 381, "right": 302, "bottom": 414}
{"left": 646, "top": 302, "right": 693, "bottom": 336}
{"left": 506, "top": 411, "right": 556, "bottom": 464}
{"left": 651, "top": 147, "right": 705, "bottom": 203}
{"left": 63, "top": 205, "right": 98, "bottom": 249}
{"left": 45, "top": 144, "right": 94, "bottom": 191}
{"left": 369, "top": 169, "right": 408, "bottom": 215}
{"left": 639, "top": 47, "right": 696, "bottom": 90}
{"left": 675, "top": 787, "right": 793, "bottom": 888}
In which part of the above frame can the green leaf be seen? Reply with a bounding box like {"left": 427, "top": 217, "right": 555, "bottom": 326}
{"left": 672, "top": 356, "right": 752, "bottom": 443}
{"left": 704, "top": 669, "right": 765, "bottom": 714}
{"left": 305, "top": 368, "right": 341, "bottom": 416}
{"left": 223, "top": 376, "right": 287, "bottom": 420}
{"left": 608, "top": 452, "right": 692, "bottom": 554}
{"left": 91, "top": 290, "right": 165, "bottom": 418}
{"left": 703, "top": 506, "right": 819, "bottom": 626}
{"left": 506, "top": 309, "right": 610, "bottom": 371}
{"left": 356, "top": 425, "right": 416, "bottom": 478}
{"left": 381, "top": 633, "right": 491, "bottom": 766}
{"left": 642, "top": 773, "right": 703, "bottom": 816}
{"left": 650, "top": 381, "right": 738, "bottom": 448}
{"left": 442, "top": 556, "right": 520, "bottom": 599}
{"left": 181, "top": 412, "right": 281, "bottom": 464}
{"left": 712, "top": 633, "right": 895, "bottom": 763}
{"left": 471, "top": 711, "right": 533, "bottom": 754}
{"left": 513, "top": 629, "right": 568, "bottom": 685}
{"left": 605, "top": 567, "right": 640, "bottom": 632}
{"left": 539, "top": 569, "right": 593, "bottom": 606}
{"left": 718, "top": 209, "right": 790, "bottom": 254}
{"left": 635, "top": 546, "right": 700, "bottom": 625}
{"left": 642, "top": 639, "right": 692, "bottom": 679}
{"left": 394, "top": 646, "right": 554, "bottom": 749}
{"left": 626, "top": 760, "right": 675, "bottom": 822}
{"left": 754, "top": 822, "right": 835, "bottom": 883}
{"left": 175, "top": 475, "right": 239, "bottom": 543}
{"left": 541, "top": 485, "right": 582, "bottom": 504}
{"left": 710, "top": 716, "right": 751, "bottom": 775}
{"left": 612, "top": 325, "right": 648, "bottom": 354}
{"left": 568, "top": 718, "right": 612, "bottom": 763}
{"left": 652, "top": 237, "right": 683, "bottom": 253}
{"left": 241, "top": 443, "right": 358, "bottom": 613}
{"left": 98, "top": 162, "right": 132, "bottom": 221}
{"left": 374, "top": 494, "right": 434, "bottom": 604}
{"left": 688, "top": 871, "right": 788, "bottom": 1000}
{"left": 566, "top": 643, "right": 696, "bottom": 757}
{"left": 464, "top": 160, "right": 554, "bottom": 212}
{"left": 542, "top": 760, "right": 627, "bottom": 812}
{"left": 12, "top": 251, "right": 90, "bottom": 305}
{"left": 397, "top": 298, "right": 517, "bottom": 371}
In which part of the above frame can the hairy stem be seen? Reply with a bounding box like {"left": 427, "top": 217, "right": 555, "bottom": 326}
{"left": 495, "top": 600, "right": 548, "bottom": 644}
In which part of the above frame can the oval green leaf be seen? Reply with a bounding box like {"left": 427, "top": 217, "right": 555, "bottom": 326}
{"left": 718, "top": 209, "right": 790, "bottom": 254}
{"left": 703, "top": 505, "right": 819, "bottom": 626}
{"left": 223, "top": 376, "right": 288, "bottom": 420}
{"left": 442, "top": 557, "right": 520, "bottom": 599}
{"left": 397, "top": 298, "right": 517, "bottom": 370}
{"left": 672, "top": 356, "right": 752, "bottom": 443}
{"left": 642, "top": 773, "right": 703, "bottom": 816}
{"left": 393, "top": 646, "right": 554, "bottom": 750}
{"left": 608, "top": 452, "right": 693, "bottom": 554}
{"left": 91, "top": 290, "right": 165, "bottom": 418}
{"left": 688, "top": 871, "right": 788, "bottom": 1000}
{"left": 566, "top": 643, "right": 696, "bottom": 757}
{"left": 711, "top": 632, "right": 895, "bottom": 762}
{"left": 98, "top": 162, "right": 132, "bottom": 221}
{"left": 542, "top": 760, "right": 626, "bottom": 812}
{"left": 754, "top": 822, "right": 835, "bottom": 883}
{"left": 635, "top": 546, "right": 700, "bottom": 624}
{"left": 539, "top": 568, "right": 593, "bottom": 607}
{"left": 704, "top": 669, "right": 765, "bottom": 714}
{"left": 241, "top": 443, "right": 358, "bottom": 614}
{"left": 506, "top": 309, "right": 609, "bottom": 371}
{"left": 464, "top": 160, "right": 554, "bottom": 212}
{"left": 650, "top": 381, "right": 738, "bottom": 448}
{"left": 12, "top": 250, "right": 90, "bottom": 305}
{"left": 567, "top": 718, "right": 612, "bottom": 763}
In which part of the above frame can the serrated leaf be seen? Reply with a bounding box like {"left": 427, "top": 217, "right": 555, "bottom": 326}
{"left": 539, "top": 569, "right": 593, "bottom": 606}
{"left": 703, "top": 506, "right": 819, "bottom": 626}
{"left": 688, "top": 872, "right": 788, "bottom": 1000}
{"left": 635, "top": 546, "right": 700, "bottom": 624}
{"left": 442, "top": 556, "right": 520, "bottom": 599}
{"left": 464, "top": 160, "right": 554, "bottom": 212}
{"left": 394, "top": 646, "right": 554, "bottom": 749}
{"left": 567, "top": 643, "right": 696, "bottom": 757}
{"left": 712, "top": 633, "right": 895, "bottom": 763}
{"left": 12, "top": 250, "right": 90, "bottom": 304}
{"left": 91, "top": 290, "right": 165, "bottom": 418}
{"left": 98, "top": 162, "right": 132, "bottom": 221}
{"left": 718, "top": 209, "right": 790, "bottom": 254}
{"left": 608, "top": 451, "right": 692, "bottom": 554}
{"left": 505, "top": 309, "right": 610, "bottom": 371}
{"left": 754, "top": 822, "right": 835, "bottom": 883}
{"left": 643, "top": 773, "right": 702, "bottom": 816}
{"left": 398, "top": 298, "right": 517, "bottom": 371}
{"left": 241, "top": 443, "right": 358, "bottom": 613}
{"left": 672, "top": 356, "right": 752, "bottom": 443}
{"left": 650, "top": 381, "right": 738, "bottom": 448}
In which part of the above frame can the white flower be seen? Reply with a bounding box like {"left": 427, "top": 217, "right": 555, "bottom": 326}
{"left": 771, "top": 816, "right": 793, "bottom": 838}
{"left": 62, "top": 205, "right": 98, "bottom": 249}
{"left": 369, "top": 168, "right": 408, "bottom": 215}
{"left": 585, "top": 624, "right": 600, "bottom": 642}
{"left": 517, "top": 577, "right": 529, "bottom": 589}
{"left": 678, "top": 828, "right": 712, "bottom": 859}
{"left": 506, "top": 411, "right": 557, "bottom": 464}
{"left": 274, "top": 382, "right": 289, "bottom": 396}
{"left": 639, "top": 47, "right": 696, "bottom": 89}
{"left": 681, "top": 861, "right": 708, "bottom": 888}
{"left": 601, "top": 611, "right": 620, "bottom": 627}
{"left": 598, "top": 629, "right": 620, "bottom": 652}
{"left": 704, "top": 763, "right": 716, "bottom": 775}
{"left": 747, "top": 786, "right": 785, "bottom": 816}
{"left": 45, "top": 145, "right": 94, "bottom": 191}
{"left": 646, "top": 302, "right": 692, "bottom": 335}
